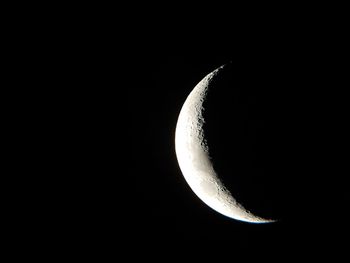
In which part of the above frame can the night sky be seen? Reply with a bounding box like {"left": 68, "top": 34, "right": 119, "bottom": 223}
{"left": 12, "top": 8, "right": 349, "bottom": 259}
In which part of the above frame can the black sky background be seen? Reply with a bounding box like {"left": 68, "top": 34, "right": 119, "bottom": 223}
{"left": 34, "top": 16, "right": 348, "bottom": 257}
{"left": 36, "top": 20, "right": 347, "bottom": 255}
{"left": 8, "top": 7, "right": 350, "bottom": 259}
{"left": 109, "top": 12, "right": 350, "bottom": 255}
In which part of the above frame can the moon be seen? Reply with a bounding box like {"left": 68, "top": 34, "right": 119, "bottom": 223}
{"left": 175, "top": 64, "right": 276, "bottom": 223}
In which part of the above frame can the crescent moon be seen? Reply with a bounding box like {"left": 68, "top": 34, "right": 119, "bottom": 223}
{"left": 175, "top": 64, "right": 276, "bottom": 223}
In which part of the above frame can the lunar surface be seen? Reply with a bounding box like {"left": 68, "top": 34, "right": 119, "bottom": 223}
{"left": 175, "top": 64, "right": 276, "bottom": 223}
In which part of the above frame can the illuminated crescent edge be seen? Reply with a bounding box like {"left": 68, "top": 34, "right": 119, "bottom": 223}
{"left": 175, "top": 65, "right": 275, "bottom": 223}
